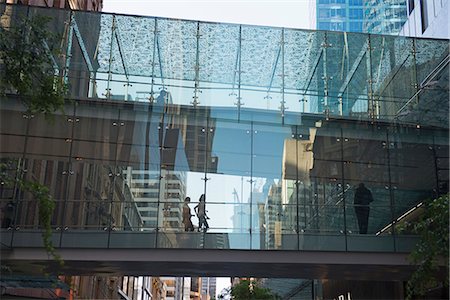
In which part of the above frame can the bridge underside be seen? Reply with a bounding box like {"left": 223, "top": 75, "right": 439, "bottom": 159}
{"left": 2, "top": 247, "right": 420, "bottom": 281}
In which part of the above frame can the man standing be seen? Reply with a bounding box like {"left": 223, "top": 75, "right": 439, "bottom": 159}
{"left": 354, "top": 183, "right": 374, "bottom": 234}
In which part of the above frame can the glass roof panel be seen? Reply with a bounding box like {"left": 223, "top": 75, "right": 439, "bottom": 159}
{"left": 284, "top": 29, "right": 318, "bottom": 90}
{"left": 199, "top": 22, "right": 239, "bottom": 84}
{"left": 115, "top": 15, "right": 155, "bottom": 77}
{"left": 241, "top": 25, "right": 282, "bottom": 88}
{"left": 97, "top": 14, "right": 114, "bottom": 73}
{"left": 157, "top": 18, "right": 197, "bottom": 82}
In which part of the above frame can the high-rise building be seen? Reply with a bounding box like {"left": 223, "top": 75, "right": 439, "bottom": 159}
{"left": 317, "top": 0, "right": 365, "bottom": 32}
{"left": 201, "top": 277, "right": 217, "bottom": 300}
{"left": 363, "top": 0, "right": 408, "bottom": 35}
{"left": 316, "top": 0, "right": 408, "bottom": 35}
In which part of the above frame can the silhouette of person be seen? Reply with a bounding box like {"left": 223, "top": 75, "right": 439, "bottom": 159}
{"left": 194, "top": 194, "right": 209, "bottom": 232}
{"left": 1, "top": 201, "right": 15, "bottom": 228}
{"left": 182, "top": 197, "right": 194, "bottom": 232}
{"left": 354, "top": 183, "right": 374, "bottom": 234}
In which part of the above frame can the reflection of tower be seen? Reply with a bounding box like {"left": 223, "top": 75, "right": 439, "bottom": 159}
{"left": 363, "top": 0, "right": 408, "bottom": 35}
{"left": 124, "top": 167, "right": 186, "bottom": 231}
{"left": 264, "top": 182, "right": 283, "bottom": 249}
{"left": 173, "top": 107, "right": 218, "bottom": 173}
{"left": 201, "top": 277, "right": 217, "bottom": 300}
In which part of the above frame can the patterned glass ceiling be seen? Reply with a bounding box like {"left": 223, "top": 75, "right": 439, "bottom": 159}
{"left": 92, "top": 12, "right": 448, "bottom": 96}
{"left": 0, "top": 3, "right": 448, "bottom": 126}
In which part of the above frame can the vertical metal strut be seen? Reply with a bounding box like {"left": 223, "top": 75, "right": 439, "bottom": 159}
{"left": 192, "top": 21, "right": 201, "bottom": 107}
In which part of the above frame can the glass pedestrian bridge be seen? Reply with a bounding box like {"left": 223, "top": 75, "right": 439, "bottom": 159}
{"left": 0, "top": 3, "right": 449, "bottom": 259}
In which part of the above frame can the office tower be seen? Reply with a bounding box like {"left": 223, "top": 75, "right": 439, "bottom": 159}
{"left": 363, "top": 0, "right": 408, "bottom": 35}
{"left": 317, "top": 0, "right": 364, "bottom": 32}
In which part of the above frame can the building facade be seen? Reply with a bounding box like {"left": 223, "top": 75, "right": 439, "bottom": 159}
{"left": 399, "top": 0, "right": 449, "bottom": 38}
{"left": 317, "top": 0, "right": 365, "bottom": 32}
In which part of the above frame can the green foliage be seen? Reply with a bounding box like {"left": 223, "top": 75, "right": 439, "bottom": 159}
{"left": 0, "top": 161, "right": 63, "bottom": 266}
{"left": 0, "top": 15, "right": 66, "bottom": 266}
{"left": 406, "top": 194, "right": 449, "bottom": 299}
{"left": 230, "top": 280, "right": 279, "bottom": 300}
{"left": 0, "top": 14, "right": 67, "bottom": 119}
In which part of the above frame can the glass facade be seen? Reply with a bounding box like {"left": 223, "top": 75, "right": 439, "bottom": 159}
{"left": 0, "top": 4, "right": 448, "bottom": 252}
{"left": 317, "top": 0, "right": 408, "bottom": 35}
{"left": 317, "top": 0, "right": 364, "bottom": 32}
{"left": 363, "top": 0, "right": 408, "bottom": 35}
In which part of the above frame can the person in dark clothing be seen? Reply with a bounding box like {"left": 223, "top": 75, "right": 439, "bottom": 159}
{"left": 182, "top": 197, "right": 194, "bottom": 232}
{"left": 354, "top": 183, "right": 374, "bottom": 234}
{"left": 1, "top": 201, "right": 15, "bottom": 228}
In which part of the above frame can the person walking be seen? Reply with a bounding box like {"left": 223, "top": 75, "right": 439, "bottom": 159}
{"left": 194, "top": 194, "right": 209, "bottom": 232}
{"left": 182, "top": 197, "right": 194, "bottom": 232}
{"left": 354, "top": 183, "right": 374, "bottom": 234}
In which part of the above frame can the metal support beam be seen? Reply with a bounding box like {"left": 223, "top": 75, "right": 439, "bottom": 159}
{"left": 337, "top": 40, "right": 368, "bottom": 98}
{"left": 321, "top": 33, "right": 332, "bottom": 116}
{"left": 302, "top": 47, "right": 323, "bottom": 100}
{"left": 114, "top": 27, "right": 129, "bottom": 81}
{"left": 366, "top": 35, "right": 375, "bottom": 120}
{"left": 396, "top": 54, "right": 449, "bottom": 117}
{"left": 234, "top": 25, "right": 244, "bottom": 120}
{"left": 62, "top": 11, "right": 73, "bottom": 85}
{"left": 266, "top": 46, "right": 281, "bottom": 98}
{"left": 156, "top": 34, "right": 165, "bottom": 89}
{"left": 71, "top": 15, "right": 94, "bottom": 73}
{"left": 104, "top": 15, "right": 116, "bottom": 100}
{"left": 149, "top": 18, "right": 158, "bottom": 103}
{"left": 279, "top": 28, "right": 287, "bottom": 119}
{"left": 191, "top": 21, "right": 201, "bottom": 107}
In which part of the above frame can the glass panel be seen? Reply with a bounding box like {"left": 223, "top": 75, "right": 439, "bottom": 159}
{"left": 342, "top": 123, "right": 391, "bottom": 236}
{"left": 28, "top": 5, "right": 70, "bottom": 70}
{"left": 434, "top": 131, "right": 449, "bottom": 195}
{"left": 388, "top": 125, "right": 436, "bottom": 235}
{"left": 116, "top": 104, "right": 162, "bottom": 234}
{"left": 206, "top": 119, "right": 251, "bottom": 247}
{"left": 252, "top": 123, "right": 296, "bottom": 249}
{"left": 157, "top": 19, "right": 197, "bottom": 83}
{"left": 305, "top": 122, "right": 344, "bottom": 235}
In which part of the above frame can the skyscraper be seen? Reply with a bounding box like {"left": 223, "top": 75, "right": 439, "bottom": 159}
{"left": 317, "top": 0, "right": 364, "bottom": 32}
{"left": 363, "top": 0, "right": 408, "bottom": 35}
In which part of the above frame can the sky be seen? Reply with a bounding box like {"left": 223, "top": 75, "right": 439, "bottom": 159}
{"left": 103, "top": 0, "right": 315, "bottom": 30}
{"left": 102, "top": 0, "right": 314, "bottom": 296}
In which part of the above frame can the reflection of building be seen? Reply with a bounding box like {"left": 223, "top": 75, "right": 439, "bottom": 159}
{"left": 264, "top": 182, "right": 283, "bottom": 249}
{"left": 363, "top": 0, "right": 408, "bottom": 34}
{"left": 317, "top": 0, "right": 364, "bottom": 32}
{"left": 159, "top": 276, "right": 204, "bottom": 300}
{"left": 201, "top": 277, "right": 217, "bottom": 299}
{"left": 125, "top": 167, "right": 186, "bottom": 231}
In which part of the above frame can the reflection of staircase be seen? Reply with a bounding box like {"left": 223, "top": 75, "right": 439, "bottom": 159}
{"left": 308, "top": 185, "right": 353, "bottom": 232}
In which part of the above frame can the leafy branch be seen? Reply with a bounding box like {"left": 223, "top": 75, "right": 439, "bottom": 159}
{"left": 406, "top": 194, "right": 449, "bottom": 299}
{"left": 0, "top": 14, "right": 67, "bottom": 119}
{"left": 0, "top": 14, "right": 67, "bottom": 265}
{"left": 0, "top": 162, "right": 63, "bottom": 266}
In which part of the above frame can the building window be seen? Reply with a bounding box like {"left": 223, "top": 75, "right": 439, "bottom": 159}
{"left": 350, "top": 21, "right": 363, "bottom": 32}
{"left": 420, "top": 0, "right": 428, "bottom": 32}
{"left": 349, "top": 0, "right": 363, "bottom": 5}
{"left": 408, "top": 0, "right": 415, "bottom": 14}
{"left": 319, "top": 9, "right": 330, "bottom": 18}
{"left": 318, "top": 22, "right": 331, "bottom": 30}
{"left": 349, "top": 8, "right": 363, "bottom": 19}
